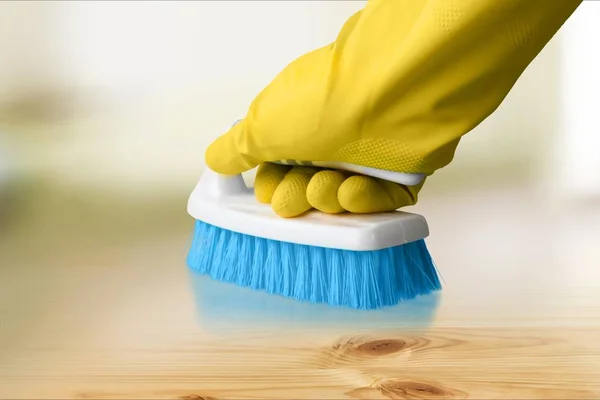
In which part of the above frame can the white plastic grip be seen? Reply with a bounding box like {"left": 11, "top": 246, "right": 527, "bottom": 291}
{"left": 224, "top": 120, "right": 426, "bottom": 186}
{"left": 197, "top": 166, "right": 249, "bottom": 198}
{"left": 187, "top": 167, "right": 430, "bottom": 251}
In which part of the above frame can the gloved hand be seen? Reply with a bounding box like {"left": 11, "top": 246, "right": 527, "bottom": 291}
{"left": 206, "top": 0, "right": 581, "bottom": 218}
{"left": 252, "top": 162, "right": 424, "bottom": 218}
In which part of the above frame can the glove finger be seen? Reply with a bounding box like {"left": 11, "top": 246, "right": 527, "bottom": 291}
{"left": 338, "top": 175, "right": 421, "bottom": 213}
{"left": 205, "top": 120, "right": 262, "bottom": 175}
{"left": 306, "top": 170, "right": 348, "bottom": 214}
{"left": 271, "top": 166, "right": 320, "bottom": 218}
{"left": 375, "top": 177, "right": 423, "bottom": 207}
{"left": 254, "top": 162, "right": 292, "bottom": 204}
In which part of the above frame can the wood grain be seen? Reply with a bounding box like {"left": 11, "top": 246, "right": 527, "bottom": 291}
{"left": 1, "top": 183, "right": 599, "bottom": 399}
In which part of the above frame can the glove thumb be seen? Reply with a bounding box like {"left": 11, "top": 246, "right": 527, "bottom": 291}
{"left": 205, "top": 119, "right": 262, "bottom": 175}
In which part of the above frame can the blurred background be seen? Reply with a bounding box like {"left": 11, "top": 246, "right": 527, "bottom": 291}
{"left": 0, "top": 1, "right": 599, "bottom": 313}
{"left": 1, "top": 3, "right": 600, "bottom": 391}
{"left": 0, "top": 0, "right": 598, "bottom": 197}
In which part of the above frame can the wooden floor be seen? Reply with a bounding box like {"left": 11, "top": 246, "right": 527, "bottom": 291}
{"left": 1, "top": 181, "right": 599, "bottom": 399}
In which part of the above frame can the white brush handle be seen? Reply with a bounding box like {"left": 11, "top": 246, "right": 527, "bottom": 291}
{"left": 189, "top": 167, "right": 430, "bottom": 250}
{"left": 225, "top": 120, "right": 426, "bottom": 186}
{"left": 197, "top": 167, "right": 249, "bottom": 198}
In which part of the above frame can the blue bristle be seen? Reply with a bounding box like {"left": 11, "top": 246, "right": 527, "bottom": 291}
{"left": 264, "top": 241, "right": 280, "bottom": 294}
{"left": 309, "top": 247, "right": 327, "bottom": 303}
{"left": 293, "top": 244, "right": 309, "bottom": 299}
{"left": 187, "top": 219, "right": 441, "bottom": 310}
{"left": 250, "top": 237, "right": 266, "bottom": 289}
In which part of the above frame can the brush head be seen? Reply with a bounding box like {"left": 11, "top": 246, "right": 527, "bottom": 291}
{"left": 187, "top": 168, "right": 430, "bottom": 251}
{"left": 187, "top": 219, "right": 441, "bottom": 310}
{"left": 186, "top": 168, "right": 441, "bottom": 310}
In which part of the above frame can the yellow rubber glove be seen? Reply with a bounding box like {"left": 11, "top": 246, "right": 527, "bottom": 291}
{"left": 207, "top": 0, "right": 581, "bottom": 217}
{"left": 253, "top": 163, "right": 422, "bottom": 217}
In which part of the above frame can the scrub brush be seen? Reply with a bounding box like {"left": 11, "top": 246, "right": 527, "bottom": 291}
{"left": 186, "top": 154, "right": 441, "bottom": 311}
